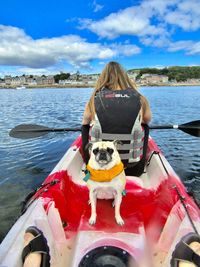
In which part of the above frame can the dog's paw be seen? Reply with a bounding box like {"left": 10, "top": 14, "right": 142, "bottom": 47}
{"left": 115, "top": 215, "right": 124, "bottom": 226}
{"left": 89, "top": 214, "right": 96, "bottom": 225}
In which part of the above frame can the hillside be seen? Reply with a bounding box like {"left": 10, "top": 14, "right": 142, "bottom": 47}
{"left": 129, "top": 66, "right": 200, "bottom": 82}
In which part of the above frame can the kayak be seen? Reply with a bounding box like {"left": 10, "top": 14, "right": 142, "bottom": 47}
{"left": 0, "top": 135, "right": 200, "bottom": 267}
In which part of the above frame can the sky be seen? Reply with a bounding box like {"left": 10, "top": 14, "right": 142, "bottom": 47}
{"left": 0, "top": 0, "right": 200, "bottom": 77}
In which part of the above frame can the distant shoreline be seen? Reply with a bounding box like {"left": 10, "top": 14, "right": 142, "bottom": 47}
{"left": 0, "top": 83, "right": 200, "bottom": 89}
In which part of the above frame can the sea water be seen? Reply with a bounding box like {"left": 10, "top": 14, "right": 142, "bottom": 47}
{"left": 0, "top": 86, "right": 200, "bottom": 242}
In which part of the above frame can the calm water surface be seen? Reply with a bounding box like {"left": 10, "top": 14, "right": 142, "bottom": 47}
{"left": 0, "top": 86, "right": 200, "bottom": 242}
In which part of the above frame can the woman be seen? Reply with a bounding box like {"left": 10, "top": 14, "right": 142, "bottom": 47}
{"left": 82, "top": 61, "right": 151, "bottom": 176}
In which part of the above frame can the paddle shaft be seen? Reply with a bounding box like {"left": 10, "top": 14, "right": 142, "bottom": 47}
{"left": 9, "top": 119, "right": 200, "bottom": 139}
{"left": 150, "top": 125, "right": 178, "bottom": 130}
{"left": 150, "top": 121, "right": 200, "bottom": 137}
{"left": 16, "top": 127, "right": 81, "bottom": 132}
{"left": 14, "top": 125, "right": 179, "bottom": 132}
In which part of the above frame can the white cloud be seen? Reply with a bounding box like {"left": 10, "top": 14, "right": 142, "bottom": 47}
{"left": 165, "top": 11, "right": 192, "bottom": 31}
{"left": 79, "top": 2, "right": 177, "bottom": 40}
{"left": 92, "top": 0, "right": 104, "bottom": 12}
{"left": 151, "top": 65, "right": 167, "bottom": 69}
{"left": 164, "top": 0, "right": 200, "bottom": 31}
{"left": 168, "top": 41, "right": 194, "bottom": 52}
{"left": 189, "top": 42, "right": 200, "bottom": 54}
{"left": 141, "top": 0, "right": 180, "bottom": 15}
{"left": 79, "top": 0, "right": 200, "bottom": 52}
{"left": 141, "top": 33, "right": 172, "bottom": 48}
{"left": 17, "top": 67, "right": 58, "bottom": 76}
{"left": 110, "top": 43, "right": 141, "bottom": 56}
{"left": 80, "top": 6, "right": 161, "bottom": 39}
{"left": 168, "top": 40, "right": 200, "bottom": 55}
{"left": 0, "top": 66, "right": 62, "bottom": 77}
{"left": 0, "top": 25, "right": 141, "bottom": 69}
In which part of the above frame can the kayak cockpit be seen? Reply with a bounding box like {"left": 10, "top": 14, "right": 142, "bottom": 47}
{"left": 1, "top": 135, "right": 200, "bottom": 267}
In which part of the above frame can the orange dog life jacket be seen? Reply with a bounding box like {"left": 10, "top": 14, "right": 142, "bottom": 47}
{"left": 86, "top": 162, "right": 124, "bottom": 182}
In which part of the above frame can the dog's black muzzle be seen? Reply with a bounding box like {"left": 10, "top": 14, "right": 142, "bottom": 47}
{"left": 95, "top": 149, "right": 112, "bottom": 165}
{"left": 99, "top": 149, "right": 108, "bottom": 161}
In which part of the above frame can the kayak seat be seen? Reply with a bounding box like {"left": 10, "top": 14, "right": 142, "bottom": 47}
{"left": 122, "top": 151, "right": 169, "bottom": 190}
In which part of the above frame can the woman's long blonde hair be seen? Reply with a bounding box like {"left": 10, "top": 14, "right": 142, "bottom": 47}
{"left": 88, "top": 61, "right": 138, "bottom": 119}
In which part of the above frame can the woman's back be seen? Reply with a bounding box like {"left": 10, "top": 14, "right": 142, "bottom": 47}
{"left": 82, "top": 61, "right": 151, "bottom": 125}
{"left": 81, "top": 61, "right": 151, "bottom": 175}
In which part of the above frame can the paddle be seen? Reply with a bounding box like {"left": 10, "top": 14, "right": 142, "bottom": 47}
{"left": 9, "top": 120, "right": 200, "bottom": 139}
{"left": 9, "top": 124, "right": 81, "bottom": 139}
{"left": 150, "top": 120, "right": 200, "bottom": 137}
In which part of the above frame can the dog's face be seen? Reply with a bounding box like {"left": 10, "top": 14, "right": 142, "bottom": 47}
{"left": 88, "top": 141, "right": 122, "bottom": 169}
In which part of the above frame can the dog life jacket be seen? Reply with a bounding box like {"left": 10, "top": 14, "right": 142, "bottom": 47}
{"left": 90, "top": 88, "right": 144, "bottom": 165}
{"left": 86, "top": 161, "right": 124, "bottom": 182}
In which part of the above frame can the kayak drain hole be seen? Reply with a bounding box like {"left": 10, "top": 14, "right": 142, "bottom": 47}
{"left": 78, "top": 246, "right": 137, "bottom": 267}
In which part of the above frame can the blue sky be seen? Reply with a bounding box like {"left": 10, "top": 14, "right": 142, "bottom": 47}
{"left": 0, "top": 0, "right": 200, "bottom": 76}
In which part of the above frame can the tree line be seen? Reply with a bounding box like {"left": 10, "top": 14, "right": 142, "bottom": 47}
{"left": 130, "top": 66, "right": 200, "bottom": 82}
{"left": 54, "top": 73, "right": 71, "bottom": 83}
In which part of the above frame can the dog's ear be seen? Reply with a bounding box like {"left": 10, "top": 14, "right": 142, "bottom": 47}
{"left": 85, "top": 142, "right": 93, "bottom": 153}
{"left": 113, "top": 140, "right": 123, "bottom": 148}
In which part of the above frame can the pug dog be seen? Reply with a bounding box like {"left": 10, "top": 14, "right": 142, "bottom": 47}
{"left": 85, "top": 140, "right": 126, "bottom": 226}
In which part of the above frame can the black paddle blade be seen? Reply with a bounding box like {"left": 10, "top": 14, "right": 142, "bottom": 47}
{"left": 9, "top": 124, "right": 50, "bottom": 139}
{"left": 9, "top": 124, "right": 81, "bottom": 139}
{"left": 179, "top": 120, "right": 200, "bottom": 137}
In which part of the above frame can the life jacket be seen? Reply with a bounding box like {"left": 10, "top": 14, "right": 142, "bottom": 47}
{"left": 90, "top": 88, "right": 145, "bottom": 166}
{"left": 86, "top": 161, "right": 124, "bottom": 182}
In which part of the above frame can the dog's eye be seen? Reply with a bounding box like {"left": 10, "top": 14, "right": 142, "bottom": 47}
{"left": 107, "top": 148, "right": 114, "bottom": 155}
{"left": 93, "top": 148, "right": 99, "bottom": 155}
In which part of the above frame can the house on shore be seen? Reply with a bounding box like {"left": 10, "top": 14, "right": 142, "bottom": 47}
{"left": 139, "top": 74, "right": 169, "bottom": 85}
